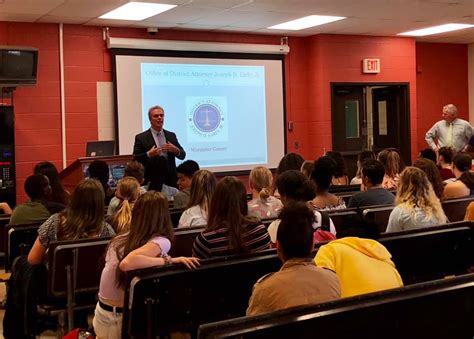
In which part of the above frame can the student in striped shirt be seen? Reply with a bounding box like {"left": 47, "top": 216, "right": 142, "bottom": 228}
{"left": 192, "top": 176, "right": 271, "bottom": 258}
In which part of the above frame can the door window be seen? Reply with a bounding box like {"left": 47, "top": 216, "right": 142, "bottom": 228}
{"left": 345, "top": 100, "right": 360, "bottom": 138}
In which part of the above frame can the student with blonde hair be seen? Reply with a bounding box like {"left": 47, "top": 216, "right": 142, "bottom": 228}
{"left": 377, "top": 148, "right": 402, "bottom": 190}
{"left": 110, "top": 176, "right": 141, "bottom": 234}
{"left": 178, "top": 170, "right": 217, "bottom": 228}
{"left": 386, "top": 167, "right": 447, "bottom": 233}
{"left": 248, "top": 166, "right": 282, "bottom": 219}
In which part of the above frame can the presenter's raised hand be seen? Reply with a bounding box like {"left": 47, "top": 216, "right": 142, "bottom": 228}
{"left": 162, "top": 142, "right": 180, "bottom": 155}
{"left": 147, "top": 145, "right": 161, "bottom": 158}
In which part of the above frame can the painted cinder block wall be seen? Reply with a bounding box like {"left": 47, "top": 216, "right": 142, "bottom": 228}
{"left": 304, "top": 34, "right": 418, "bottom": 160}
{"left": 416, "top": 42, "right": 469, "bottom": 151}
{"left": 0, "top": 22, "right": 468, "bottom": 202}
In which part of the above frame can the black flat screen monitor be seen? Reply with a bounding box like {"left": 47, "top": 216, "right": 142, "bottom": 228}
{"left": 85, "top": 140, "right": 115, "bottom": 157}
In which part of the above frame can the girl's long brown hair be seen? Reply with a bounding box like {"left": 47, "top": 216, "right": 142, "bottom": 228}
{"left": 207, "top": 176, "right": 258, "bottom": 253}
{"left": 56, "top": 178, "right": 105, "bottom": 241}
{"left": 114, "top": 191, "right": 174, "bottom": 288}
{"left": 187, "top": 170, "right": 217, "bottom": 212}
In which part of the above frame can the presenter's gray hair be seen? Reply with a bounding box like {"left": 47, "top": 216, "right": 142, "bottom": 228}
{"left": 148, "top": 105, "right": 165, "bottom": 118}
{"left": 443, "top": 104, "right": 457, "bottom": 115}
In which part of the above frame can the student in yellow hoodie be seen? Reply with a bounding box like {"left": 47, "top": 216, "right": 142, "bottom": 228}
{"left": 315, "top": 218, "right": 403, "bottom": 298}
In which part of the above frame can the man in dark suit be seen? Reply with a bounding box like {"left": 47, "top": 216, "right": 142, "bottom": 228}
{"left": 133, "top": 105, "right": 186, "bottom": 187}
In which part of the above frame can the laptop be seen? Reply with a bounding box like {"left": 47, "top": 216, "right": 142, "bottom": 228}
{"left": 85, "top": 140, "right": 116, "bottom": 157}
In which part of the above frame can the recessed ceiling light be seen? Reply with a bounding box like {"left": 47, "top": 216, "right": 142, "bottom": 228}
{"left": 268, "top": 15, "right": 346, "bottom": 30}
{"left": 398, "top": 23, "right": 474, "bottom": 36}
{"left": 99, "top": 2, "right": 176, "bottom": 21}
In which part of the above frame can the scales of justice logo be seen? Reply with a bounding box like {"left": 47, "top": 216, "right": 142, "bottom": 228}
{"left": 187, "top": 98, "right": 228, "bottom": 141}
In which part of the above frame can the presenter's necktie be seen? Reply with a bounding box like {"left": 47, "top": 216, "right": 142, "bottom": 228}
{"left": 157, "top": 131, "right": 168, "bottom": 158}
{"left": 446, "top": 123, "right": 453, "bottom": 147}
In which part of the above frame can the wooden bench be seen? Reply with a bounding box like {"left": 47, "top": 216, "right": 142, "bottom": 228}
{"left": 442, "top": 196, "right": 474, "bottom": 222}
{"left": 4, "top": 223, "right": 41, "bottom": 272}
{"left": 328, "top": 184, "right": 361, "bottom": 194}
{"left": 362, "top": 196, "right": 474, "bottom": 233}
{"left": 122, "top": 223, "right": 474, "bottom": 337}
{"left": 37, "top": 237, "right": 111, "bottom": 334}
{"left": 198, "top": 273, "right": 474, "bottom": 338}
{"left": 169, "top": 207, "right": 185, "bottom": 227}
{"left": 122, "top": 250, "right": 280, "bottom": 338}
{"left": 169, "top": 226, "right": 205, "bottom": 257}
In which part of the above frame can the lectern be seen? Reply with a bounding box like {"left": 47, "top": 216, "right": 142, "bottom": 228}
{"left": 59, "top": 155, "right": 133, "bottom": 192}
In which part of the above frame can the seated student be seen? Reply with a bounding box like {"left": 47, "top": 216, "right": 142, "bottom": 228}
{"left": 108, "top": 161, "right": 147, "bottom": 216}
{"left": 88, "top": 160, "right": 115, "bottom": 205}
{"left": 464, "top": 201, "right": 474, "bottom": 221}
{"left": 267, "top": 170, "right": 336, "bottom": 246}
{"left": 418, "top": 148, "right": 437, "bottom": 164}
{"left": 444, "top": 153, "right": 474, "bottom": 199}
{"left": 386, "top": 167, "right": 447, "bottom": 233}
{"left": 414, "top": 158, "right": 444, "bottom": 200}
{"left": 377, "top": 148, "right": 402, "bottom": 190}
{"left": 174, "top": 160, "right": 200, "bottom": 209}
{"left": 108, "top": 177, "right": 141, "bottom": 234}
{"left": 326, "top": 151, "right": 349, "bottom": 186}
{"left": 247, "top": 166, "right": 283, "bottom": 219}
{"left": 276, "top": 153, "right": 305, "bottom": 176}
{"left": 0, "top": 202, "right": 12, "bottom": 215}
{"left": 315, "top": 218, "right": 403, "bottom": 298}
{"left": 274, "top": 153, "right": 305, "bottom": 198}
{"left": 148, "top": 156, "right": 179, "bottom": 201}
{"left": 347, "top": 159, "right": 395, "bottom": 208}
{"left": 34, "top": 161, "right": 70, "bottom": 205}
{"left": 246, "top": 201, "right": 340, "bottom": 316}
{"left": 3, "top": 179, "right": 116, "bottom": 338}
{"left": 309, "top": 156, "right": 346, "bottom": 211}
{"left": 192, "top": 176, "right": 271, "bottom": 259}
{"left": 93, "top": 191, "right": 199, "bottom": 338}
{"left": 27, "top": 178, "right": 116, "bottom": 265}
{"left": 437, "top": 146, "right": 455, "bottom": 181}
{"left": 300, "top": 160, "right": 314, "bottom": 178}
{"left": 178, "top": 170, "right": 217, "bottom": 228}
{"left": 350, "top": 150, "right": 375, "bottom": 185}
{"left": 9, "top": 174, "right": 65, "bottom": 225}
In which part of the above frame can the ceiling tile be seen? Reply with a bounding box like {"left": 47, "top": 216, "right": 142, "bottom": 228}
{"left": 140, "top": 6, "right": 224, "bottom": 24}
{"left": 0, "top": 13, "right": 41, "bottom": 22}
{"left": 37, "top": 15, "right": 91, "bottom": 24}
{"left": 0, "top": 0, "right": 65, "bottom": 15}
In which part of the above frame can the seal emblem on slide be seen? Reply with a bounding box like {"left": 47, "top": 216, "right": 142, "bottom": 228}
{"left": 193, "top": 103, "right": 221, "bottom": 133}
{"left": 186, "top": 97, "right": 228, "bottom": 142}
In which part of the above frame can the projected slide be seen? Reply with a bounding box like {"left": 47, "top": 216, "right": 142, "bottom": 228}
{"left": 140, "top": 63, "right": 267, "bottom": 167}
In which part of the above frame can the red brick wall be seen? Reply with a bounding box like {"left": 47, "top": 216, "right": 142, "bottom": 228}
{"left": 305, "top": 34, "right": 418, "bottom": 161}
{"left": 0, "top": 23, "right": 62, "bottom": 202}
{"left": 1, "top": 22, "right": 469, "bottom": 203}
{"left": 416, "top": 42, "right": 469, "bottom": 151}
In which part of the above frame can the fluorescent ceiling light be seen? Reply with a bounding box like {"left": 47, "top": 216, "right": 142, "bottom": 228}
{"left": 398, "top": 23, "right": 474, "bottom": 36}
{"left": 268, "top": 15, "right": 346, "bottom": 30}
{"left": 99, "top": 2, "right": 176, "bottom": 21}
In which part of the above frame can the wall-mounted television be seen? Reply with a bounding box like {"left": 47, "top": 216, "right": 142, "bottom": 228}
{"left": 0, "top": 46, "right": 38, "bottom": 86}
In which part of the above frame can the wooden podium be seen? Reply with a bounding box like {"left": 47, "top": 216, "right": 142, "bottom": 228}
{"left": 59, "top": 155, "right": 133, "bottom": 192}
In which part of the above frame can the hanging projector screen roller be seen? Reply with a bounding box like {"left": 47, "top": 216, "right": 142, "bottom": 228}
{"left": 114, "top": 52, "right": 286, "bottom": 173}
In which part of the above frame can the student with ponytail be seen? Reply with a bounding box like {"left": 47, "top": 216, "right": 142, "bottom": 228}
{"left": 110, "top": 177, "right": 141, "bottom": 234}
{"left": 248, "top": 166, "right": 283, "bottom": 219}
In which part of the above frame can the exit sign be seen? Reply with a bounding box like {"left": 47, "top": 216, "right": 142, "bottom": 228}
{"left": 362, "top": 58, "right": 380, "bottom": 73}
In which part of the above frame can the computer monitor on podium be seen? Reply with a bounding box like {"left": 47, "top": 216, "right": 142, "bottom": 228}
{"left": 85, "top": 140, "right": 116, "bottom": 157}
